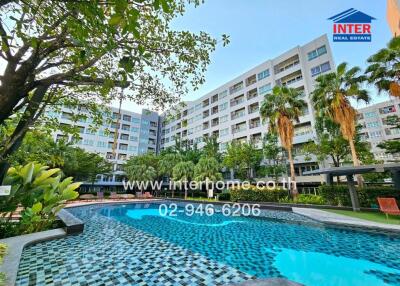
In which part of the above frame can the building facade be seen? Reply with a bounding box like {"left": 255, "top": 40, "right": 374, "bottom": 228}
{"left": 357, "top": 98, "right": 400, "bottom": 162}
{"left": 49, "top": 107, "right": 160, "bottom": 188}
{"left": 159, "top": 34, "right": 334, "bottom": 187}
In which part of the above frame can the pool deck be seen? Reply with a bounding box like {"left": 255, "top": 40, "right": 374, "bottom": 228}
{"left": 293, "top": 207, "right": 400, "bottom": 232}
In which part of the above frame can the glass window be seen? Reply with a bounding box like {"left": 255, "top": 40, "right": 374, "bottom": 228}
{"left": 259, "top": 83, "right": 272, "bottom": 96}
{"left": 364, "top": 111, "right": 378, "bottom": 118}
{"left": 220, "top": 128, "right": 229, "bottom": 137}
{"left": 219, "top": 90, "right": 228, "bottom": 99}
{"left": 308, "top": 45, "right": 327, "bottom": 61}
{"left": 257, "top": 69, "right": 270, "bottom": 81}
{"left": 131, "top": 117, "right": 141, "bottom": 124}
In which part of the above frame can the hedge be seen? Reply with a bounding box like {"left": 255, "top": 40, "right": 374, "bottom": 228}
{"left": 230, "top": 186, "right": 288, "bottom": 202}
{"left": 318, "top": 185, "right": 399, "bottom": 207}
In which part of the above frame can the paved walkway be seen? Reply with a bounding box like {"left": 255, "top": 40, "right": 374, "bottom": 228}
{"left": 292, "top": 207, "right": 400, "bottom": 232}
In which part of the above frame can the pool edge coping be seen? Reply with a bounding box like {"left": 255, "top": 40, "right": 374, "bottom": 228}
{"left": 292, "top": 207, "right": 400, "bottom": 233}
{"left": 0, "top": 228, "right": 67, "bottom": 286}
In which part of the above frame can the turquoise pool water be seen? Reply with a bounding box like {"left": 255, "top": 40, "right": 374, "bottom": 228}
{"left": 16, "top": 202, "right": 400, "bottom": 286}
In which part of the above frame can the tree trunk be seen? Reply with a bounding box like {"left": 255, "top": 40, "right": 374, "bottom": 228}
{"left": 348, "top": 138, "right": 364, "bottom": 187}
{"left": 0, "top": 85, "right": 49, "bottom": 183}
{"left": 287, "top": 147, "right": 298, "bottom": 197}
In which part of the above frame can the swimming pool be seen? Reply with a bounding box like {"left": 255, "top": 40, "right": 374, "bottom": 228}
{"left": 16, "top": 202, "right": 400, "bottom": 286}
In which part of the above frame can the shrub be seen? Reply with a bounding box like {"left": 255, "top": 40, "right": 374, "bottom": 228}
{"left": 230, "top": 185, "right": 287, "bottom": 202}
{"left": 318, "top": 185, "right": 350, "bottom": 206}
{"left": 218, "top": 192, "right": 231, "bottom": 201}
{"left": 0, "top": 163, "right": 80, "bottom": 236}
{"left": 0, "top": 243, "right": 6, "bottom": 286}
{"left": 318, "top": 185, "right": 399, "bottom": 207}
{"left": 278, "top": 194, "right": 326, "bottom": 205}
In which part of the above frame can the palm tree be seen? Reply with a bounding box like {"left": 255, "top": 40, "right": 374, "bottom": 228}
{"left": 311, "top": 62, "right": 370, "bottom": 186}
{"left": 366, "top": 37, "right": 400, "bottom": 97}
{"left": 194, "top": 156, "right": 222, "bottom": 198}
{"left": 260, "top": 86, "right": 306, "bottom": 197}
{"left": 172, "top": 161, "right": 195, "bottom": 199}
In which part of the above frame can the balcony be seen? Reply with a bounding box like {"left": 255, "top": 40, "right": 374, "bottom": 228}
{"left": 245, "top": 74, "right": 257, "bottom": 87}
{"left": 248, "top": 103, "right": 259, "bottom": 114}
{"left": 232, "top": 123, "right": 247, "bottom": 134}
{"left": 211, "top": 106, "right": 219, "bottom": 115}
{"left": 276, "top": 70, "right": 303, "bottom": 87}
{"left": 211, "top": 118, "right": 219, "bottom": 127}
{"left": 203, "top": 99, "right": 210, "bottom": 108}
{"left": 230, "top": 95, "right": 245, "bottom": 107}
{"left": 203, "top": 110, "right": 210, "bottom": 119}
{"left": 249, "top": 118, "right": 261, "bottom": 129}
{"left": 229, "top": 81, "right": 244, "bottom": 94}
{"left": 274, "top": 55, "right": 300, "bottom": 74}
{"left": 211, "top": 94, "right": 219, "bottom": 104}
{"left": 231, "top": 108, "right": 246, "bottom": 120}
{"left": 247, "top": 88, "right": 258, "bottom": 100}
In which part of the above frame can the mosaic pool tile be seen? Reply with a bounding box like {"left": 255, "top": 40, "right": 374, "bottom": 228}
{"left": 16, "top": 202, "right": 400, "bottom": 286}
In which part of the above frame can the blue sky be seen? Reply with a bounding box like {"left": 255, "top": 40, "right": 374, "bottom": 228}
{"left": 120, "top": 0, "right": 393, "bottom": 112}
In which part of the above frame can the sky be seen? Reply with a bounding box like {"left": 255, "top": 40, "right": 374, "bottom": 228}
{"left": 115, "top": 0, "right": 393, "bottom": 112}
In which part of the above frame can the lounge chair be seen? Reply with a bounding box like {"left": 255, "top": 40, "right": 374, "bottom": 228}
{"left": 96, "top": 191, "right": 104, "bottom": 200}
{"left": 110, "top": 192, "right": 118, "bottom": 199}
{"left": 143, "top": 192, "right": 153, "bottom": 199}
{"left": 377, "top": 197, "right": 400, "bottom": 219}
{"left": 79, "top": 194, "right": 96, "bottom": 200}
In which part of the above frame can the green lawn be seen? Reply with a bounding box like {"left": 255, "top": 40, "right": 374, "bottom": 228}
{"left": 324, "top": 209, "right": 400, "bottom": 225}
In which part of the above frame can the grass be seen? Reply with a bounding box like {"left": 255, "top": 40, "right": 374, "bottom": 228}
{"left": 324, "top": 209, "right": 400, "bottom": 225}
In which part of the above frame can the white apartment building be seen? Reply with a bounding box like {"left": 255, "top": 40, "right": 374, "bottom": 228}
{"left": 160, "top": 34, "right": 335, "bottom": 186}
{"left": 48, "top": 107, "right": 160, "bottom": 189}
{"left": 357, "top": 98, "right": 400, "bottom": 162}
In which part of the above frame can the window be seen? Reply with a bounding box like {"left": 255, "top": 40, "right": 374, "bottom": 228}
{"left": 128, "top": 145, "right": 138, "bottom": 152}
{"left": 121, "top": 124, "right": 130, "bottom": 131}
{"left": 366, "top": 121, "right": 380, "bottom": 128}
{"left": 311, "top": 62, "right": 331, "bottom": 77}
{"left": 120, "top": 133, "right": 129, "bottom": 140}
{"left": 131, "top": 117, "right": 141, "bottom": 124}
{"left": 369, "top": 130, "right": 382, "bottom": 138}
{"left": 307, "top": 45, "right": 327, "bottom": 61}
{"left": 119, "top": 143, "right": 128, "bottom": 150}
{"left": 259, "top": 83, "right": 272, "bottom": 96}
{"left": 195, "top": 103, "right": 202, "bottom": 111}
{"left": 131, "top": 127, "right": 139, "bottom": 133}
{"left": 219, "top": 90, "right": 228, "bottom": 99}
{"left": 97, "top": 141, "right": 107, "bottom": 148}
{"left": 83, "top": 139, "right": 93, "bottom": 146}
{"left": 220, "top": 115, "right": 229, "bottom": 123}
{"left": 220, "top": 128, "right": 229, "bottom": 137}
{"left": 379, "top": 105, "right": 396, "bottom": 114}
{"left": 123, "top": 114, "right": 131, "bottom": 122}
{"left": 364, "top": 111, "right": 378, "bottom": 118}
{"left": 219, "top": 102, "right": 228, "bottom": 111}
{"left": 257, "top": 69, "right": 270, "bottom": 81}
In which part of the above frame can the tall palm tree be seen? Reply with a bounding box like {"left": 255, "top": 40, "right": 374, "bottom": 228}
{"left": 194, "top": 156, "right": 222, "bottom": 198}
{"left": 172, "top": 161, "right": 195, "bottom": 199}
{"left": 366, "top": 37, "right": 400, "bottom": 97}
{"left": 311, "top": 62, "right": 370, "bottom": 186}
{"left": 260, "top": 86, "right": 306, "bottom": 197}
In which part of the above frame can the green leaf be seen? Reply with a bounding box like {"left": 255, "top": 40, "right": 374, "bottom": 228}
{"left": 63, "top": 182, "right": 82, "bottom": 193}
{"left": 62, "top": 189, "right": 79, "bottom": 201}
{"left": 31, "top": 202, "right": 42, "bottom": 214}
{"left": 33, "top": 168, "right": 60, "bottom": 186}
{"left": 109, "top": 14, "right": 123, "bottom": 26}
{"left": 21, "top": 163, "right": 34, "bottom": 184}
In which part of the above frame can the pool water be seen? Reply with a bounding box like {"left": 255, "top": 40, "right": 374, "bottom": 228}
{"left": 16, "top": 202, "right": 400, "bottom": 286}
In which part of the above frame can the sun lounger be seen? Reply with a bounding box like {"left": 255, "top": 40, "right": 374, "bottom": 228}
{"left": 377, "top": 197, "right": 400, "bottom": 219}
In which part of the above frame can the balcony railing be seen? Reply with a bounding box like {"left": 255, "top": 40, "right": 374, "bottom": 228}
{"left": 232, "top": 125, "right": 246, "bottom": 134}
{"left": 231, "top": 111, "right": 245, "bottom": 120}
{"left": 249, "top": 122, "right": 261, "bottom": 129}
{"left": 230, "top": 97, "right": 245, "bottom": 107}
